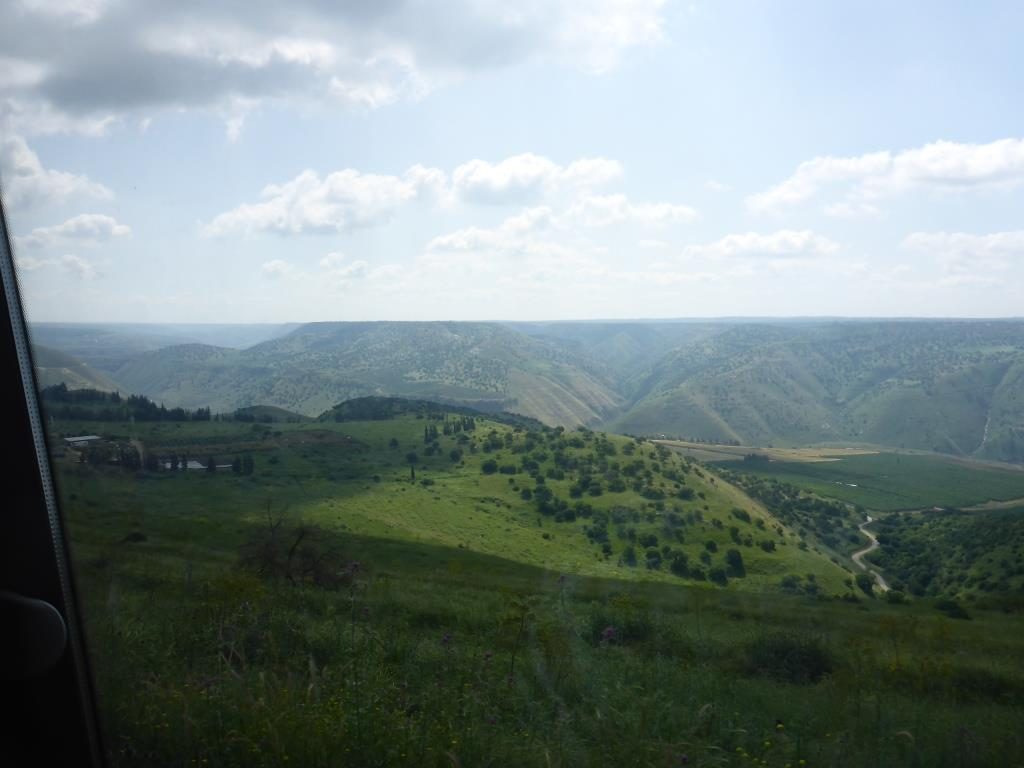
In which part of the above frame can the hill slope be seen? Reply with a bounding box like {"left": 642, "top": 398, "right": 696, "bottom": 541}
{"left": 50, "top": 398, "right": 853, "bottom": 591}
{"left": 113, "top": 322, "right": 624, "bottom": 426}
{"left": 610, "top": 320, "right": 1024, "bottom": 461}
{"left": 32, "top": 344, "right": 120, "bottom": 391}
{"left": 38, "top": 318, "right": 1024, "bottom": 462}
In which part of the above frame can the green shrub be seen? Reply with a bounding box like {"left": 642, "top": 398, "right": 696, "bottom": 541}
{"left": 744, "top": 632, "right": 835, "bottom": 684}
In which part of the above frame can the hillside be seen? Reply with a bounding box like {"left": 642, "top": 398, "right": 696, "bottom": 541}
{"left": 610, "top": 320, "right": 1024, "bottom": 462}
{"left": 35, "top": 319, "right": 1024, "bottom": 462}
{"left": 53, "top": 400, "right": 1024, "bottom": 766}
{"left": 49, "top": 398, "right": 853, "bottom": 591}
{"left": 112, "top": 322, "right": 624, "bottom": 426}
{"left": 32, "top": 344, "right": 120, "bottom": 391}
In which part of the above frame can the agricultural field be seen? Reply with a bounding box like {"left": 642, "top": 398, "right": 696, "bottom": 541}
{"left": 49, "top": 399, "right": 1024, "bottom": 766}
{"left": 715, "top": 451, "right": 1024, "bottom": 511}
{"left": 654, "top": 440, "right": 878, "bottom": 464}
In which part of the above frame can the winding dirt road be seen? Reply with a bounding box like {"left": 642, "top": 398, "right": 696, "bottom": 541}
{"left": 851, "top": 516, "right": 890, "bottom": 592}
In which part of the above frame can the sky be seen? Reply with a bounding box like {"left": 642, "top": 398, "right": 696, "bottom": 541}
{"left": 2, "top": 0, "right": 1024, "bottom": 323}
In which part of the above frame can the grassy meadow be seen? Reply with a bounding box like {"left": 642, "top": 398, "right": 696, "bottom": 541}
{"left": 706, "top": 451, "right": 1024, "bottom": 512}
{"left": 50, "top": 407, "right": 1024, "bottom": 766}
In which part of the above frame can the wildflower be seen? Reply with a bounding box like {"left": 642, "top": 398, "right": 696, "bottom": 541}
{"left": 600, "top": 625, "right": 617, "bottom": 643}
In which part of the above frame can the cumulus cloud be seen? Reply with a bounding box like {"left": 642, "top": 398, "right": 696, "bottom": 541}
{"left": 206, "top": 153, "right": 687, "bottom": 237}
{"left": 566, "top": 194, "right": 697, "bottom": 227}
{"left": 0, "top": 1, "right": 666, "bottom": 137}
{"left": 681, "top": 230, "right": 839, "bottom": 260}
{"left": 452, "top": 154, "right": 621, "bottom": 204}
{"left": 748, "top": 138, "right": 1024, "bottom": 214}
{"left": 205, "top": 166, "right": 443, "bottom": 236}
{"left": 260, "top": 259, "right": 298, "bottom": 279}
{"left": 0, "top": 135, "right": 111, "bottom": 207}
{"left": 319, "top": 252, "right": 369, "bottom": 288}
{"left": 59, "top": 254, "right": 97, "bottom": 279}
{"left": 17, "top": 213, "right": 130, "bottom": 248}
{"left": 427, "top": 207, "right": 554, "bottom": 253}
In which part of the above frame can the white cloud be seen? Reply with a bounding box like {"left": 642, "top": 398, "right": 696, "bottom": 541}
{"left": 0, "top": 135, "right": 111, "bottom": 208}
{"left": 205, "top": 166, "right": 442, "bottom": 236}
{"left": 566, "top": 193, "right": 697, "bottom": 227}
{"left": 748, "top": 138, "right": 1024, "bottom": 214}
{"left": 1, "top": 1, "right": 666, "bottom": 137}
{"left": 59, "top": 254, "right": 97, "bottom": 279}
{"left": 17, "top": 213, "right": 130, "bottom": 249}
{"left": 452, "top": 153, "right": 622, "bottom": 204}
{"left": 14, "top": 254, "right": 54, "bottom": 271}
{"left": 823, "top": 201, "right": 881, "bottom": 219}
{"left": 319, "top": 252, "right": 368, "bottom": 288}
{"left": 748, "top": 152, "right": 890, "bottom": 213}
{"left": 260, "top": 259, "right": 299, "bottom": 280}
{"left": 206, "top": 153, "right": 678, "bottom": 237}
{"left": 681, "top": 230, "right": 839, "bottom": 260}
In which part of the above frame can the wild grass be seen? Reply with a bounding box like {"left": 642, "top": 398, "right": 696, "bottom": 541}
{"left": 50, "top": 414, "right": 1024, "bottom": 766}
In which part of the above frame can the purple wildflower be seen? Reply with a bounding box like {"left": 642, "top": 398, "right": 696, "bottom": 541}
{"left": 601, "top": 625, "right": 617, "bottom": 643}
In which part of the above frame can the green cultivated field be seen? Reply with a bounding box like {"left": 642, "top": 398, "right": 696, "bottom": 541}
{"left": 731, "top": 452, "right": 1024, "bottom": 511}
{"left": 50, "top": 403, "right": 1024, "bottom": 767}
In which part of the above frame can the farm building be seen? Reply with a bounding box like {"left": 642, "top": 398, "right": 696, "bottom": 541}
{"left": 64, "top": 435, "right": 102, "bottom": 447}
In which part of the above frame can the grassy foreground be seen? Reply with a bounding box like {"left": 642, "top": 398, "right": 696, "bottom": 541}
{"left": 51, "top": 412, "right": 1024, "bottom": 767}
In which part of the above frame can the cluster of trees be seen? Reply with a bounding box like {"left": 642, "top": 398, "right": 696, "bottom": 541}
{"left": 722, "top": 471, "right": 858, "bottom": 552}
{"left": 871, "top": 509, "right": 1024, "bottom": 598}
{"left": 42, "top": 385, "right": 212, "bottom": 422}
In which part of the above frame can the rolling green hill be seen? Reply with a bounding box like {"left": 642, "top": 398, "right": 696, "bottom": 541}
{"left": 50, "top": 400, "right": 853, "bottom": 591}
{"left": 49, "top": 397, "right": 1024, "bottom": 765}
{"left": 32, "top": 344, "right": 120, "bottom": 391}
{"left": 35, "top": 319, "right": 1024, "bottom": 462}
{"left": 112, "top": 322, "right": 624, "bottom": 426}
{"left": 609, "top": 320, "right": 1024, "bottom": 462}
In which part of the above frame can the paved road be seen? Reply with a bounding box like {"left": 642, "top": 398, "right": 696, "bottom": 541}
{"left": 852, "top": 516, "right": 890, "bottom": 592}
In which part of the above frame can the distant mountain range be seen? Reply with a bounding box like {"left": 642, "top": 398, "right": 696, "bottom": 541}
{"left": 31, "top": 319, "right": 1024, "bottom": 462}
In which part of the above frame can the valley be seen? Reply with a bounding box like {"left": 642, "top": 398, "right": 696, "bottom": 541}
{"left": 33, "top": 318, "right": 1024, "bottom": 463}
{"left": 47, "top": 392, "right": 1024, "bottom": 766}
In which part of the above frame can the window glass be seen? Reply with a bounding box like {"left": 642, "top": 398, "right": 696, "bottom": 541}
{"left": 5, "top": 2, "right": 1024, "bottom": 766}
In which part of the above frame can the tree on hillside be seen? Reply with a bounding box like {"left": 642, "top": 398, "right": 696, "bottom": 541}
{"left": 388, "top": 437, "right": 399, "bottom": 449}
{"left": 855, "top": 572, "right": 875, "bottom": 598}
{"left": 405, "top": 451, "right": 418, "bottom": 481}
{"left": 206, "top": 456, "right": 216, "bottom": 473}
{"left": 725, "top": 548, "right": 746, "bottom": 577}
{"left": 242, "top": 455, "right": 255, "bottom": 475}
{"left": 232, "top": 456, "right": 242, "bottom": 474}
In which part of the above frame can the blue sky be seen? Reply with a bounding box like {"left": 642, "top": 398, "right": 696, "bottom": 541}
{"left": 3, "top": 0, "right": 1024, "bottom": 322}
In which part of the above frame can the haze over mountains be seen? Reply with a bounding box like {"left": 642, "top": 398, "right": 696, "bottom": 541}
{"left": 32, "top": 319, "right": 1024, "bottom": 463}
